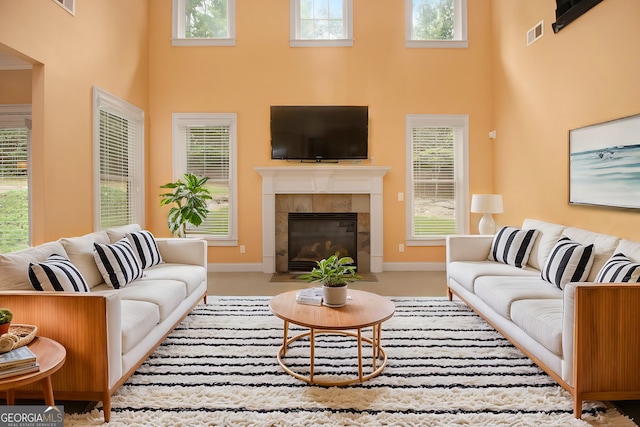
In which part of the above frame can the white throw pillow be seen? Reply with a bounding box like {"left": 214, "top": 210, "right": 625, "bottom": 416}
{"left": 93, "top": 238, "right": 144, "bottom": 289}
{"left": 488, "top": 226, "right": 539, "bottom": 269}
{"left": 541, "top": 237, "right": 595, "bottom": 290}
{"left": 28, "top": 254, "right": 90, "bottom": 292}
{"left": 126, "top": 230, "right": 163, "bottom": 269}
{"left": 595, "top": 253, "right": 640, "bottom": 283}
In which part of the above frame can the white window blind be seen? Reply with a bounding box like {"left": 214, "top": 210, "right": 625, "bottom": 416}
{"left": 290, "top": 0, "right": 353, "bottom": 47}
{"left": 93, "top": 87, "right": 144, "bottom": 230}
{"left": 0, "top": 125, "right": 29, "bottom": 253}
{"left": 406, "top": 114, "right": 468, "bottom": 244}
{"left": 172, "top": 113, "right": 237, "bottom": 244}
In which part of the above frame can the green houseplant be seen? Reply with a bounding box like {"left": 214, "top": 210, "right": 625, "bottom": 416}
{"left": 299, "top": 253, "right": 361, "bottom": 307}
{"left": 0, "top": 308, "right": 13, "bottom": 335}
{"left": 160, "top": 173, "right": 212, "bottom": 237}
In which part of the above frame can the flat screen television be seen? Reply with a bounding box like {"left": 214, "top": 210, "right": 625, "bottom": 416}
{"left": 552, "top": 0, "right": 602, "bottom": 33}
{"left": 270, "top": 105, "right": 368, "bottom": 162}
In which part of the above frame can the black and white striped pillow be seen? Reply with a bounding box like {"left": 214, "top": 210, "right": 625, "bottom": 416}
{"left": 126, "top": 230, "right": 162, "bottom": 269}
{"left": 595, "top": 253, "right": 640, "bottom": 283}
{"left": 541, "top": 237, "right": 595, "bottom": 289}
{"left": 28, "top": 254, "right": 90, "bottom": 292}
{"left": 488, "top": 226, "right": 539, "bottom": 268}
{"left": 93, "top": 238, "right": 144, "bottom": 289}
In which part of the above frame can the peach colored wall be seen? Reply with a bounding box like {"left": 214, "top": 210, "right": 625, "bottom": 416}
{"left": 148, "top": 0, "right": 494, "bottom": 264}
{"left": 0, "top": 70, "right": 31, "bottom": 104}
{"left": 0, "top": 0, "right": 149, "bottom": 244}
{"left": 491, "top": 0, "right": 640, "bottom": 239}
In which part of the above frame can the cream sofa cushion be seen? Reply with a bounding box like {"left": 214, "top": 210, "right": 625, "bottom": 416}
{"left": 474, "top": 277, "right": 562, "bottom": 320}
{"left": 521, "top": 219, "right": 566, "bottom": 271}
{"left": 115, "top": 280, "right": 187, "bottom": 321}
{"left": 511, "top": 299, "right": 564, "bottom": 356}
{"left": 120, "top": 300, "right": 160, "bottom": 354}
{"left": 107, "top": 224, "right": 142, "bottom": 243}
{"left": 614, "top": 240, "right": 640, "bottom": 262}
{"left": 60, "top": 230, "right": 110, "bottom": 289}
{"left": 448, "top": 260, "right": 537, "bottom": 293}
{"left": 140, "top": 264, "right": 206, "bottom": 296}
{"left": 562, "top": 227, "right": 620, "bottom": 281}
{"left": 0, "top": 241, "right": 68, "bottom": 291}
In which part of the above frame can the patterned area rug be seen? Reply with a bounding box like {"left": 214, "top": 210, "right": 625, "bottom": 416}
{"left": 65, "top": 297, "right": 634, "bottom": 426}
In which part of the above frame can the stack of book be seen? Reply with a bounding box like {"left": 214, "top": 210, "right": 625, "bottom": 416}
{"left": 296, "top": 288, "right": 324, "bottom": 306}
{"left": 0, "top": 346, "right": 39, "bottom": 380}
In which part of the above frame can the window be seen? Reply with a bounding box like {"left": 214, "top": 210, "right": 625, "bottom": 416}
{"left": 172, "top": 113, "right": 237, "bottom": 245}
{"left": 0, "top": 105, "right": 31, "bottom": 253}
{"left": 172, "top": 0, "right": 236, "bottom": 46}
{"left": 290, "top": 0, "right": 353, "bottom": 47}
{"left": 52, "top": 0, "right": 75, "bottom": 15}
{"left": 406, "top": 0, "right": 468, "bottom": 48}
{"left": 405, "top": 114, "right": 468, "bottom": 245}
{"left": 93, "top": 87, "right": 144, "bottom": 230}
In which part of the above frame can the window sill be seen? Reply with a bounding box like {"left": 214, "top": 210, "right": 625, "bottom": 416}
{"left": 290, "top": 39, "right": 354, "bottom": 48}
{"left": 406, "top": 237, "right": 446, "bottom": 247}
{"left": 172, "top": 38, "right": 236, "bottom": 47}
{"left": 406, "top": 40, "right": 468, "bottom": 49}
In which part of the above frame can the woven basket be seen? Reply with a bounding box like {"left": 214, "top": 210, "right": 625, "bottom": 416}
{"left": 0, "top": 324, "right": 37, "bottom": 353}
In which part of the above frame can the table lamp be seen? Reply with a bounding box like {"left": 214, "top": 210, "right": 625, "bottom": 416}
{"left": 471, "top": 194, "right": 503, "bottom": 235}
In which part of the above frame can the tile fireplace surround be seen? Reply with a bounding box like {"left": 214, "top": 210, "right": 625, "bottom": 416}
{"left": 255, "top": 166, "right": 390, "bottom": 274}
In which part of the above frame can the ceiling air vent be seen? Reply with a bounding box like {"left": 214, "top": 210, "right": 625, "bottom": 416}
{"left": 527, "top": 20, "right": 544, "bottom": 46}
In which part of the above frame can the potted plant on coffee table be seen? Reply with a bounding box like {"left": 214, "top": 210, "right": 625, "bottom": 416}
{"left": 159, "top": 173, "right": 212, "bottom": 237}
{"left": 299, "top": 253, "right": 361, "bottom": 307}
{"left": 0, "top": 308, "right": 13, "bottom": 335}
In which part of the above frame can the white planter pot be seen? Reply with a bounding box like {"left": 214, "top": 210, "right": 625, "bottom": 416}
{"left": 323, "top": 285, "right": 348, "bottom": 307}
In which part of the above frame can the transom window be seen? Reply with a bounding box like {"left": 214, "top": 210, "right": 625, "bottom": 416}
{"left": 93, "top": 87, "right": 144, "bottom": 230}
{"left": 172, "top": 0, "right": 236, "bottom": 46}
{"left": 172, "top": 113, "right": 238, "bottom": 245}
{"left": 406, "top": 0, "right": 468, "bottom": 48}
{"left": 52, "top": 0, "right": 75, "bottom": 15}
{"left": 405, "top": 114, "right": 468, "bottom": 245}
{"left": 290, "top": 0, "right": 353, "bottom": 47}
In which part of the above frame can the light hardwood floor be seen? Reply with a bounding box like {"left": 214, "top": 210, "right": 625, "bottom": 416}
{"left": 208, "top": 271, "right": 448, "bottom": 297}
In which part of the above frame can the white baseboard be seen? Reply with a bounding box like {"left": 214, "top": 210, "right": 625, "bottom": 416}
{"left": 382, "top": 262, "right": 446, "bottom": 271}
{"left": 207, "top": 262, "right": 445, "bottom": 273}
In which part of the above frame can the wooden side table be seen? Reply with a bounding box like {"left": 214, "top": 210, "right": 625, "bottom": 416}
{"left": 0, "top": 337, "right": 66, "bottom": 406}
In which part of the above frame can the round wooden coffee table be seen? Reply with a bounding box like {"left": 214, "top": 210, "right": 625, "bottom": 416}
{"left": 0, "top": 337, "right": 66, "bottom": 406}
{"left": 269, "top": 289, "right": 395, "bottom": 386}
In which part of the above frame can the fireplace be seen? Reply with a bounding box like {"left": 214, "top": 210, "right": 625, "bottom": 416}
{"left": 288, "top": 212, "right": 358, "bottom": 272}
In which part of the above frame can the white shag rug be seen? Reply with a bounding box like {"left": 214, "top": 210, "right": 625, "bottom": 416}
{"left": 65, "top": 297, "right": 636, "bottom": 426}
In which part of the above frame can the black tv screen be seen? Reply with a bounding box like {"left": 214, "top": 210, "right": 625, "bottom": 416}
{"left": 271, "top": 106, "right": 368, "bottom": 161}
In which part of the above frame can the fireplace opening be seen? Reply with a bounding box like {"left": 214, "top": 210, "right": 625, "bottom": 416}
{"left": 288, "top": 212, "right": 358, "bottom": 272}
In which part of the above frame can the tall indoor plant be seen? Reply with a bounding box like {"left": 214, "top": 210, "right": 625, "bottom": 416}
{"left": 299, "top": 253, "right": 361, "bottom": 307}
{"left": 159, "top": 173, "right": 212, "bottom": 237}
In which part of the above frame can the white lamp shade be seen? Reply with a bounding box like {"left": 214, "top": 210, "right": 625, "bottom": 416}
{"left": 471, "top": 194, "right": 504, "bottom": 214}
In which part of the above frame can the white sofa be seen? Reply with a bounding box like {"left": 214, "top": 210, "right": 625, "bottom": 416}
{"left": 446, "top": 218, "right": 640, "bottom": 419}
{"left": 0, "top": 224, "right": 207, "bottom": 422}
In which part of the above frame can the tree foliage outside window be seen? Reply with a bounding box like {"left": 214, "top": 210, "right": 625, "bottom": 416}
{"left": 299, "top": 0, "right": 345, "bottom": 40}
{"left": 0, "top": 128, "right": 29, "bottom": 253}
{"left": 412, "top": 0, "right": 454, "bottom": 40}
{"left": 185, "top": 0, "right": 228, "bottom": 38}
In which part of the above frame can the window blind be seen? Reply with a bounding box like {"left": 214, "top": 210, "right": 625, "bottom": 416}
{"left": 411, "top": 125, "right": 461, "bottom": 236}
{"left": 0, "top": 127, "right": 29, "bottom": 252}
{"left": 181, "top": 123, "right": 231, "bottom": 236}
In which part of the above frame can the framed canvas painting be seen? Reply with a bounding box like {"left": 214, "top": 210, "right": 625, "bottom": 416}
{"left": 569, "top": 113, "right": 640, "bottom": 209}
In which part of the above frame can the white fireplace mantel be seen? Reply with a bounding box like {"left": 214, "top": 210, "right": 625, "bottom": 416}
{"left": 255, "top": 165, "right": 391, "bottom": 273}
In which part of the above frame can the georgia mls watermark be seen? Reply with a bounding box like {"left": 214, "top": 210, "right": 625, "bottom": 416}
{"left": 0, "top": 406, "right": 64, "bottom": 427}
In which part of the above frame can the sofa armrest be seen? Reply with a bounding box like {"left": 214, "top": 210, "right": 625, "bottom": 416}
{"left": 446, "top": 235, "right": 494, "bottom": 263}
{"left": 0, "top": 290, "right": 121, "bottom": 394}
{"left": 156, "top": 237, "right": 207, "bottom": 268}
{"left": 562, "top": 283, "right": 640, "bottom": 394}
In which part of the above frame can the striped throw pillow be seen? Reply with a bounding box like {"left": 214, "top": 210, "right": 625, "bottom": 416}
{"left": 488, "top": 226, "right": 539, "bottom": 268}
{"left": 595, "top": 253, "right": 640, "bottom": 283}
{"left": 541, "top": 237, "right": 595, "bottom": 289}
{"left": 28, "top": 254, "right": 90, "bottom": 292}
{"left": 126, "top": 230, "right": 163, "bottom": 269}
{"left": 93, "top": 238, "right": 144, "bottom": 289}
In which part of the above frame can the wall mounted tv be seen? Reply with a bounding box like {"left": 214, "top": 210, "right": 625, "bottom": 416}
{"left": 552, "top": 0, "right": 603, "bottom": 33}
{"left": 270, "top": 105, "right": 368, "bottom": 162}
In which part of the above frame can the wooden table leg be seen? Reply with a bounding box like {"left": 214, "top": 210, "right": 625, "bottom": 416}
{"left": 6, "top": 389, "right": 15, "bottom": 405}
{"left": 310, "top": 328, "right": 315, "bottom": 381}
{"left": 372, "top": 324, "right": 378, "bottom": 370}
{"left": 357, "top": 328, "right": 363, "bottom": 382}
{"left": 41, "top": 376, "right": 55, "bottom": 406}
{"left": 282, "top": 320, "right": 289, "bottom": 356}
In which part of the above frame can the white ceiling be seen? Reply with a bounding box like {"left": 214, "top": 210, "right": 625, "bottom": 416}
{"left": 0, "top": 50, "right": 32, "bottom": 70}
